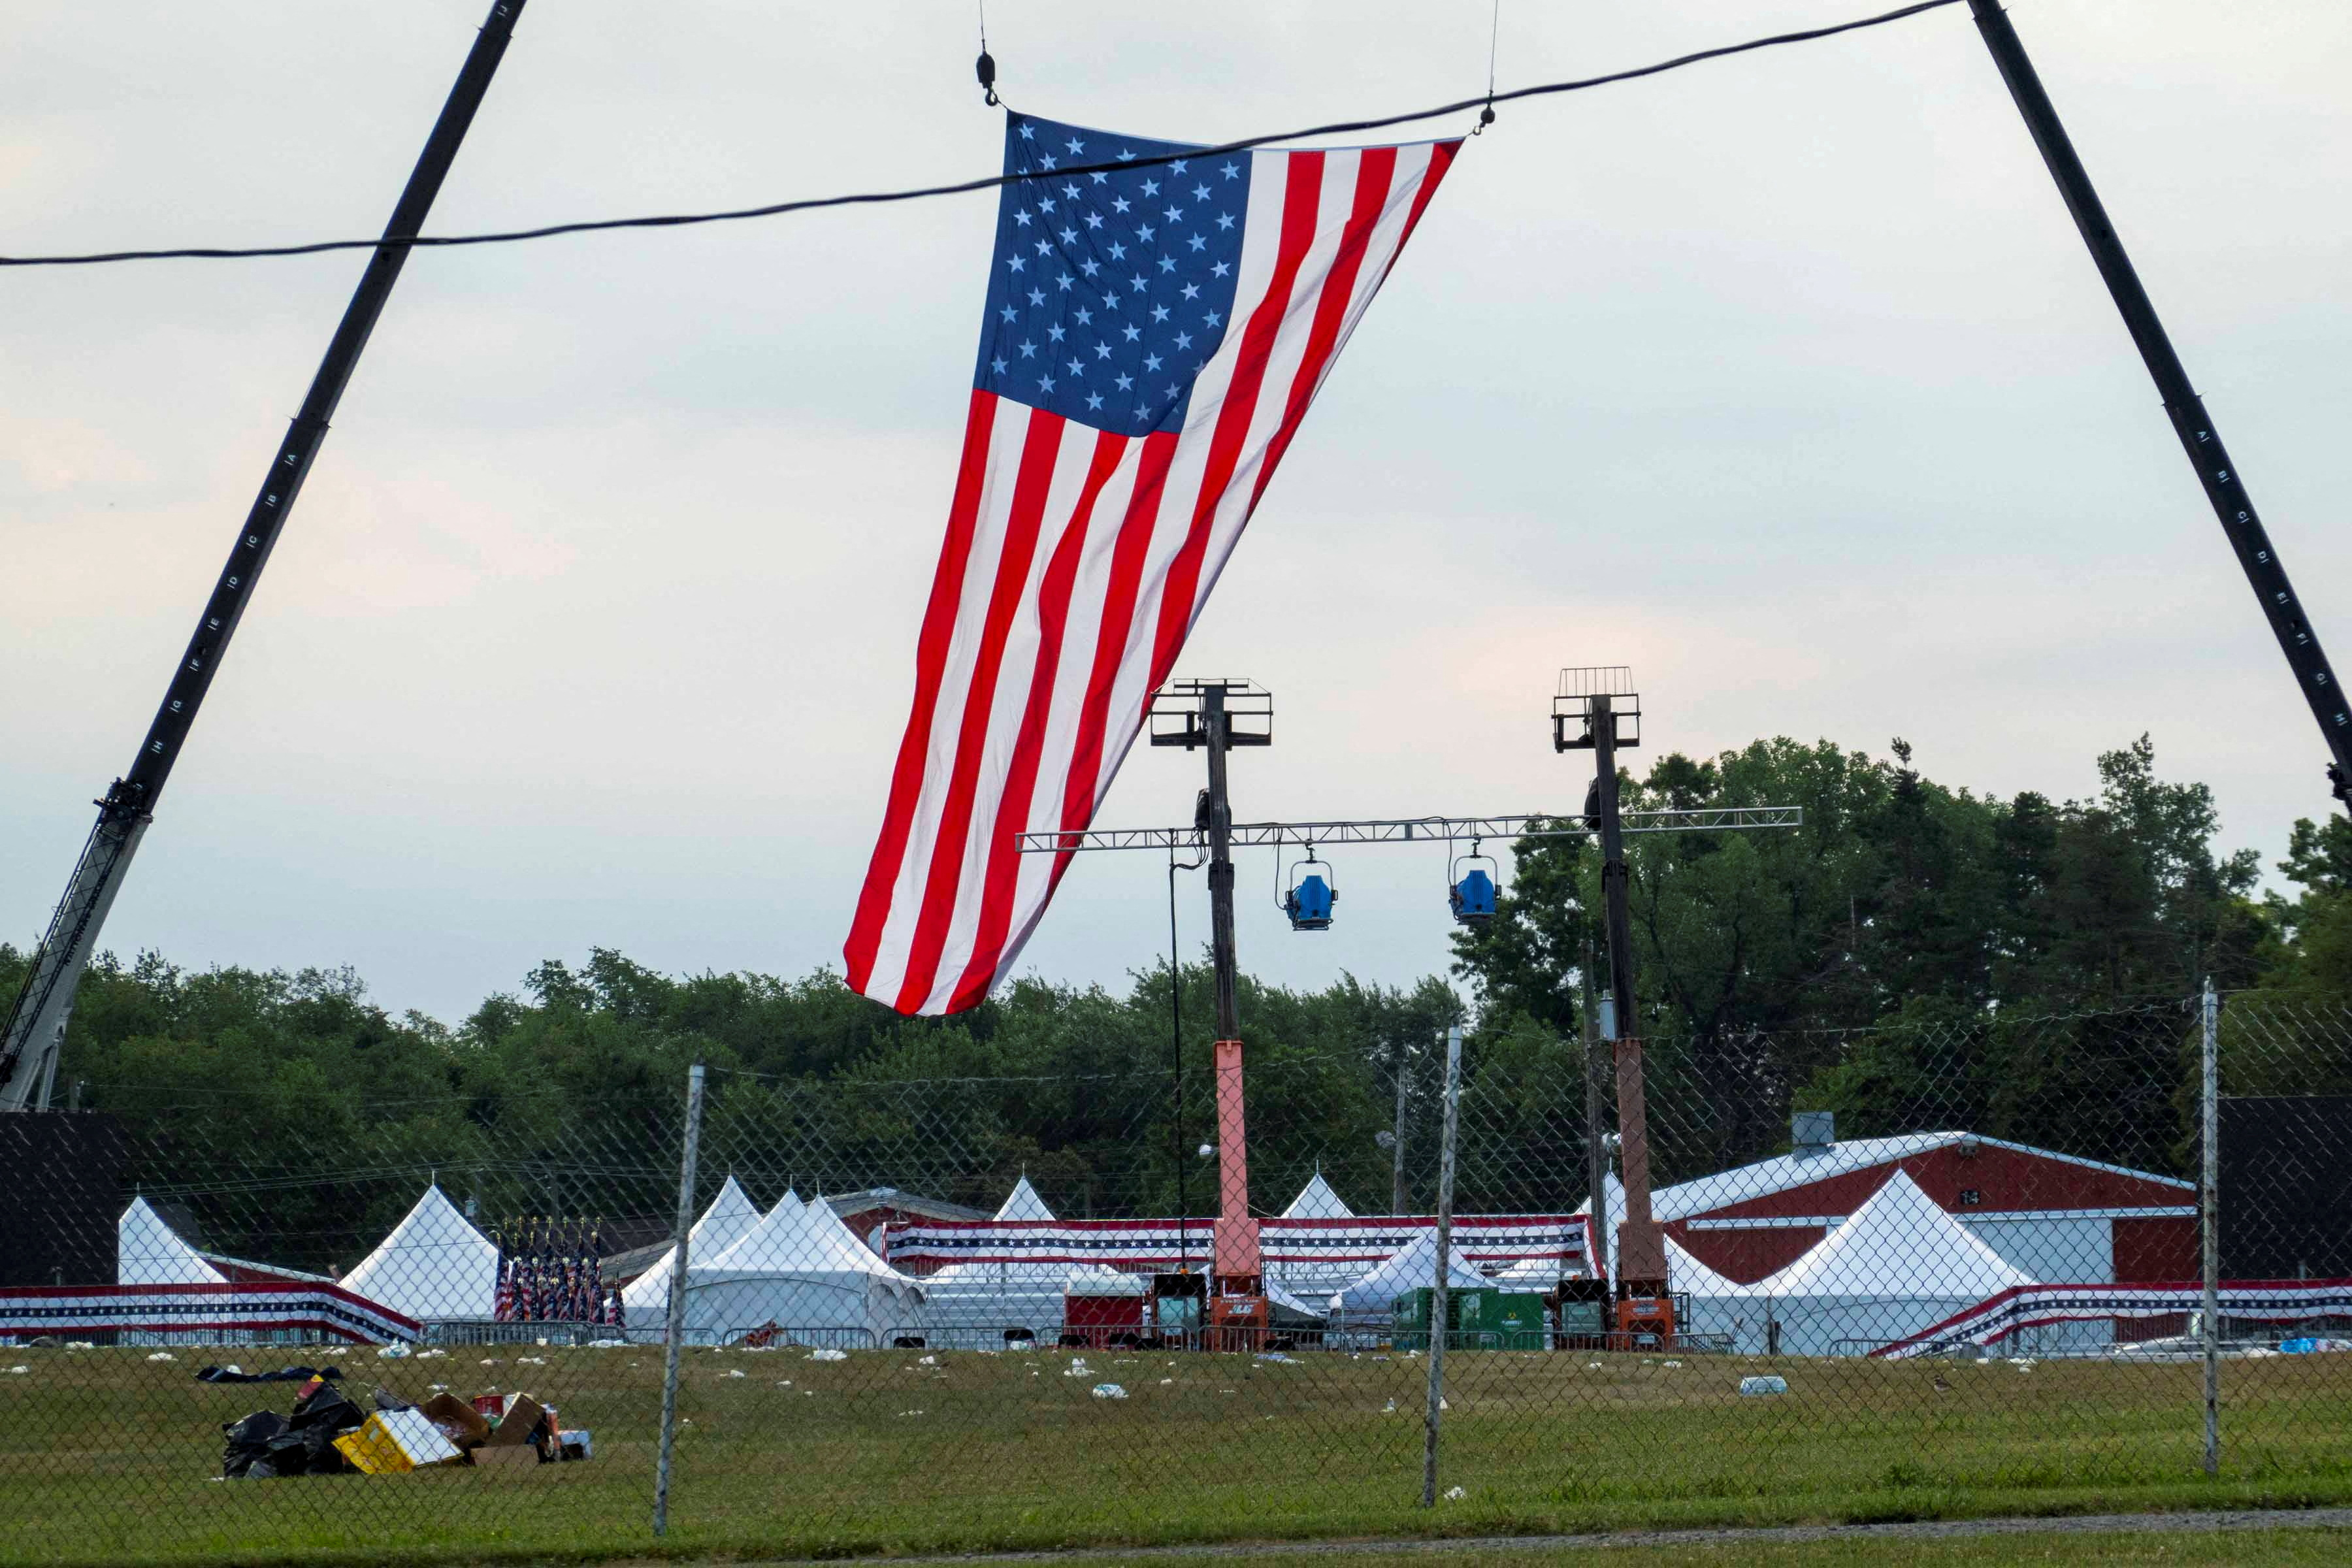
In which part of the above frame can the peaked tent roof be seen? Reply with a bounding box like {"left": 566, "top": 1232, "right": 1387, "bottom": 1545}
{"left": 1281, "top": 1171, "right": 1356, "bottom": 1220}
{"left": 621, "top": 1176, "right": 769, "bottom": 1312}
{"left": 994, "top": 1176, "right": 1056, "bottom": 1222}
{"left": 809, "top": 1189, "right": 906, "bottom": 1264}
{"left": 1330, "top": 1232, "right": 1490, "bottom": 1313}
{"left": 1665, "top": 1233, "right": 1750, "bottom": 1298}
{"left": 705, "top": 1189, "right": 926, "bottom": 1287}
{"left": 1757, "top": 1169, "right": 2036, "bottom": 1299}
{"left": 118, "top": 1196, "right": 227, "bottom": 1286}
{"left": 340, "top": 1184, "right": 500, "bottom": 1320}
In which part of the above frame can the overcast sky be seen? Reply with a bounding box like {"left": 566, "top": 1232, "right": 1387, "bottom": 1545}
{"left": 5, "top": 1, "right": 2348, "bottom": 1026}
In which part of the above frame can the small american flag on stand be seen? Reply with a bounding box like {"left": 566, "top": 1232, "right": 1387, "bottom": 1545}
{"left": 848, "top": 112, "right": 1460, "bottom": 1015}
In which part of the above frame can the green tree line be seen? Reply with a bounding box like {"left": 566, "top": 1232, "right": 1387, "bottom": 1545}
{"left": 8, "top": 732, "right": 2349, "bottom": 1263}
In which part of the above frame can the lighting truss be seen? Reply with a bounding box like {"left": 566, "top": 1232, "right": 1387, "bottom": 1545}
{"left": 1016, "top": 804, "right": 1802, "bottom": 855}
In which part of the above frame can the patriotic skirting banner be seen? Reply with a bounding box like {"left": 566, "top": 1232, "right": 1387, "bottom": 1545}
{"left": 1873, "top": 1278, "right": 2352, "bottom": 1358}
{"left": 848, "top": 112, "right": 1460, "bottom": 1015}
{"left": 0, "top": 1282, "right": 421, "bottom": 1345}
{"left": 883, "top": 1214, "right": 1587, "bottom": 1275}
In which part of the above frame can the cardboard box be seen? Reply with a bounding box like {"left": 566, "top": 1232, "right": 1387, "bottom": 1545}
{"left": 480, "top": 1393, "right": 549, "bottom": 1458}
{"left": 419, "top": 1392, "right": 491, "bottom": 1450}
{"left": 331, "top": 1409, "right": 463, "bottom": 1475}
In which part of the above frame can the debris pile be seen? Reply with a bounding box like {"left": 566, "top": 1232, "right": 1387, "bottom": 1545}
{"left": 214, "top": 1365, "right": 591, "bottom": 1478}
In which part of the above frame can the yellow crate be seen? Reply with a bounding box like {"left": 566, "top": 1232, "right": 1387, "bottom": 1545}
{"left": 331, "top": 1410, "right": 461, "bottom": 1475}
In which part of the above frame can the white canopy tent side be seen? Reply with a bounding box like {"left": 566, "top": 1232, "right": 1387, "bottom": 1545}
{"left": 1328, "top": 1233, "right": 1490, "bottom": 1315}
{"left": 620, "top": 1175, "right": 768, "bottom": 1325}
{"left": 117, "top": 1197, "right": 227, "bottom": 1287}
{"left": 1748, "top": 1170, "right": 2038, "bottom": 1356}
{"left": 338, "top": 1184, "right": 500, "bottom": 1323}
{"left": 685, "top": 1190, "right": 927, "bottom": 1347}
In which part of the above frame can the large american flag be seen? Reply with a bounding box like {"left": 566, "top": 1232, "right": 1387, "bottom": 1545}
{"left": 847, "top": 112, "right": 1460, "bottom": 1015}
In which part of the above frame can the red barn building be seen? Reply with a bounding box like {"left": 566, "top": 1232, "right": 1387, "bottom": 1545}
{"left": 1654, "top": 1129, "right": 2196, "bottom": 1288}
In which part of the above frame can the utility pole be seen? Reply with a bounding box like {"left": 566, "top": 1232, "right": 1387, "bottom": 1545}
{"left": 0, "top": 0, "right": 531, "bottom": 1112}
{"left": 1966, "top": 0, "right": 2351, "bottom": 807}
{"left": 1390, "top": 1044, "right": 1412, "bottom": 1215}
{"left": 1149, "top": 680, "right": 1271, "bottom": 1325}
{"left": 1580, "top": 936, "right": 1610, "bottom": 1289}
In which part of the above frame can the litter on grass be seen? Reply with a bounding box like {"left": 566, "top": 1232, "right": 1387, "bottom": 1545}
{"left": 1091, "top": 1383, "right": 1127, "bottom": 1399}
{"left": 809, "top": 1349, "right": 847, "bottom": 1362}
{"left": 1739, "top": 1376, "right": 1789, "bottom": 1397}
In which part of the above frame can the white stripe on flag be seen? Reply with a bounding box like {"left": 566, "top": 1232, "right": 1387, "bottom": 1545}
{"left": 849, "top": 135, "right": 1460, "bottom": 1013}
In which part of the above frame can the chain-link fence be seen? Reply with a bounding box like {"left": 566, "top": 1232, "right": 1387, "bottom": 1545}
{"left": 5, "top": 992, "right": 2351, "bottom": 1562}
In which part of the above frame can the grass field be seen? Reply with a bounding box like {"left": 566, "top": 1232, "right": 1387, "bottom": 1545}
{"left": 1058, "top": 1531, "right": 2352, "bottom": 1566}
{"left": 5, "top": 1341, "right": 2349, "bottom": 1567}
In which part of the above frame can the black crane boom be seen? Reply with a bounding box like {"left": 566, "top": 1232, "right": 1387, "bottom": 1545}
{"left": 0, "top": 0, "right": 530, "bottom": 1111}
{"left": 1967, "top": 0, "right": 2351, "bottom": 802}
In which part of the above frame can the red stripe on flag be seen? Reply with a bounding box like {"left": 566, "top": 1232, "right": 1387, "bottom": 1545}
{"left": 944, "top": 428, "right": 1130, "bottom": 1011}
{"left": 892, "top": 410, "right": 1068, "bottom": 1013}
{"left": 1383, "top": 140, "right": 1461, "bottom": 285}
{"left": 1044, "top": 429, "right": 1183, "bottom": 903}
{"left": 1148, "top": 152, "right": 1328, "bottom": 684}
{"left": 845, "top": 389, "right": 1000, "bottom": 990}
{"left": 1246, "top": 146, "right": 1398, "bottom": 515}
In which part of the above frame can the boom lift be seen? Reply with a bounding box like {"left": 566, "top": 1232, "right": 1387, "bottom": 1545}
{"left": 0, "top": 2, "right": 529, "bottom": 1112}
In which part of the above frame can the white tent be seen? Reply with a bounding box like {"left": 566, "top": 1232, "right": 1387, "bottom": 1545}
{"left": 1748, "top": 1170, "right": 2036, "bottom": 1356}
{"left": 1666, "top": 1233, "right": 1760, "bottom": 1345}
{"left": 1262, "top": 1173, "right": 1369, "bottom": 1299}
{"left": 921, "top": 1177, "right": 1145, "bottom": 1342}
{"left": 683, "top": 1190, "right": 926, "bottom": 1347}
{"left": 1485, "top": 1256, "right": 1569, "bottom": 1290}
{"left": 340, "top": 1184, "right": 500, "bottom": 1322}
{"left": 1265, "top": 1277, "right": 1329, "bottom": 1322}
{"left": 621, "top": 1175, "right": 767, "bottom": 1324}
{"left": 1572, "top": 1172, "right": 1628, "bottom": 1280}
{"left": 1281, "top": 1171, "right": 1356, "bottom": 1219}
{"left": 992, "top": 1175, "right": 1055, "bottom": 1222}
{"left": 118, "top": 1197, "right": 227, "bottom": 1287}
{"left": 1329, "top": 1232, "right": 1490, "bottom": 1315}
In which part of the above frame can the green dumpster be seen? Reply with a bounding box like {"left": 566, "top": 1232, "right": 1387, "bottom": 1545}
{"left": 1494, "top": 1292, "right": 1550, "bottom": 1350}
{"left": 1450, "top": 1287, "right": 1506, "bottom": 1348}
{"left": 1392, "top": 1288, "right": 1437, "bottom": 1351}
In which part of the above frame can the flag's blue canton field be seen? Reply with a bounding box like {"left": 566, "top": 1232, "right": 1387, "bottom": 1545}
{"left": 975, "top": 114, "right": 1253, "bottom": 435}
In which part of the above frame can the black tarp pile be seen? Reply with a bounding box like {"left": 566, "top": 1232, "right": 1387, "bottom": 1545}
{"left": 218, "top": 1370, "right": 363, "bottom": 1479}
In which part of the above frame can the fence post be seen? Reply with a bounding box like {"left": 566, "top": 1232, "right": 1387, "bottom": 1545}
{"left": 1422, "top": 1022, "right": 1463, "bottom": 1507}
{"left": 653, "top": 1061, "right": 708, "bottom": 1537}
{"left": 2200, "top": 979, "right": 2220, "bottom": 1477}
